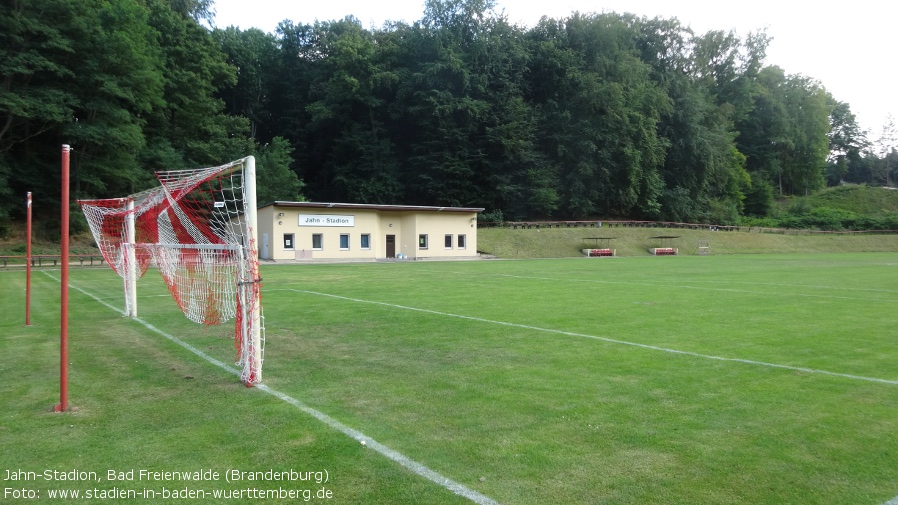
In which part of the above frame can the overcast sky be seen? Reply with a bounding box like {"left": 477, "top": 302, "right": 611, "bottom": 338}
{"left": 211, "top": 0, "right": 896, "bottom": 142}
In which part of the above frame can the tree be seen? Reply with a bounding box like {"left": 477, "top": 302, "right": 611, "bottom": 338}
{"left": 0, "top": 0, "right": 79, "bottom": 217}
{"left": 875, "top": 114, "right": 897, "bottom": 186}
{"left": 737, "top": 66, "right": 830, "bottom": 196}
{"left": 254, "top": 136, "right": 304, "bottom": 203}
{"left": 215, "top": 27, "right": 281, "bottom": 142}
{"left": 742, "top": 172, "right": 774, "bottom": 217}
{"left": 298, "top": 17, "right": 404, "bottom": 203}
{"left": 396, "top": 0, "right": 495, "bottom": 208}
{"left": 141, "top": 0, "right": 246, "bottom": 169}
{"left": 781, "top": 75, "right": 830, "bottom": 195}
{"left": 0, "top": 0, "right": 77, "bottom": 155}
{"left": 528, "top": 13, "right": 670, "bottom": 218}
{"left": 629, "top": 16, "right": 748, "bottom": 223}
{"left": 64, "top": 0, "right": 166, "bottom": 198}
{"left": 826, "top": 100, "right": 867, "bottom": 185}
{"left": 1, "top": 0, "right": 169, "bottom": 217}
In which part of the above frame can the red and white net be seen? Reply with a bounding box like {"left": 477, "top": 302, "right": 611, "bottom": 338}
{"left": 79, "top": 159, "right": 264, "bottom": 384}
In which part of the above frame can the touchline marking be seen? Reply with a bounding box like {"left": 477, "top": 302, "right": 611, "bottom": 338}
{"left": 257, "top": 385, "right": 499, "bottom": 505}
{"left": 883, "top": 496, "right": 898, "bottom": 505}
{"left": 43, "top": 272, "right": 499, "bottom": 505}
{"left": 286, "top": 289, "right": 898, "bottom": 386}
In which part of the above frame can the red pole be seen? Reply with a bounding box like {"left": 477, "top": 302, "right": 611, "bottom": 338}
{"left": 25, "top": 191, "right": 32, "bottom": 326}
{"left": 55, "top": 145, "right": 70, "bottom": 413}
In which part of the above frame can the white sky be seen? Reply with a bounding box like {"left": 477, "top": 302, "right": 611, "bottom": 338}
{"left": 212, "top": 0, "right": 896, "bottom": 141}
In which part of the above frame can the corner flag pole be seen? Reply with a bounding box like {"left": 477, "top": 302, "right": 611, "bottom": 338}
{"left": 56, "top": 144, "right": 71, "bottom": 413}
{"left": 26, "top": 191, "right": 32, "bottom": 326}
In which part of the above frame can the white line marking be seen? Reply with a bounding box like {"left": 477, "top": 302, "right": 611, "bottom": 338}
{"left": 43, "top": 272, "right": 499, "bottom": 505}
{"left": 883, "top": 496, "right": 898, "bottom": 505}
{"left": 284, "top": 289, "right": 898, "bottom": 386}
{"left": 257, "top": 385, "right": 499, "bottom": 505}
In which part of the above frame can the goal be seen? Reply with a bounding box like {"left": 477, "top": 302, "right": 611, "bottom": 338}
{"left": 78, "top": 157, "right": 265, "bottom": 385}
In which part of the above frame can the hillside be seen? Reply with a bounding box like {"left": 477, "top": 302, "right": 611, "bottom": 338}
{"left": 793, "top": 185, "right": 898, "bottom": 215}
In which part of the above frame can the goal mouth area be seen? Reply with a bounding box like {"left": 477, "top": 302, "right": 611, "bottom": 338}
{"left": 77, "top": 156, "right": 264, "bottom": 385}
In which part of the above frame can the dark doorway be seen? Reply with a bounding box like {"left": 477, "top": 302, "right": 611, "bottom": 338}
{"left": 386, "top": 234, "right": 396, "bottom": 258}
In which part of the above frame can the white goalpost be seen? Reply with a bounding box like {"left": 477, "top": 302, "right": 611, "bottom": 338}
{"left": 78, "top": 157, "right": 265, "bottom": 385}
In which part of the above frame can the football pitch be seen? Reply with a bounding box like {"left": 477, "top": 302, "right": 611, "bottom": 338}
{"left": 2, "top": 253, "right": 897, "bottom": 504}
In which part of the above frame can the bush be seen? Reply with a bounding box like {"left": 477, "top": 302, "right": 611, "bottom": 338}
{"left": 37, "top": 208, "right": 87, "bottom": 241}
{"left": 479, "top": 209, "right": 504, "bottom": 224}
{"left": 743, "top": 176, "right": 775, "bottom": 217}
{"left": 707, "top": 198, "right": 741, "bottom": 226}
{"left": 740, "top": 216, "right": 780, "bottom": 228}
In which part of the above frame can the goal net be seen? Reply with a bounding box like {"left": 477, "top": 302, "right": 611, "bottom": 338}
{"left": 78, "top": 157, "right": 264, "bottom": 385}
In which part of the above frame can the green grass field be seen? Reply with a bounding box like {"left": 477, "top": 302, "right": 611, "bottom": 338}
{"left": 2, "top": 254, "right": 898, "bottom": 504}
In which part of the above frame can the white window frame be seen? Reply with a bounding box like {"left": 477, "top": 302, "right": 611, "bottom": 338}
{"left": 312, "top": 233, "right": 323, "bottom": 251}
{"left": 418, "top": 234, "right": 428, "bottom": 249}
{"left": 339, "top": 233, "right": 350, "bottom": 251}
{"left": 360, "top": 234, "right": 371, "bottom": 250}
{"left": 444, "top": 234, "right": 453, "bottom": 249}
{"left": 458, "top": 234, "right": 467, "bottom": 249}
{"left": 283, "top": 233, "right": 295, "bottom": 250}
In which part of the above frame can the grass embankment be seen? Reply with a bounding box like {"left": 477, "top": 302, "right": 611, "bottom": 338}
{"left": 477, "top": 225, "right": 898, "bottom": 259}
{"left": 0, "top": 224, "right": 99, "bottom": 262}
{"left": 795, "top": 184, "right": 898, "bottom": 215}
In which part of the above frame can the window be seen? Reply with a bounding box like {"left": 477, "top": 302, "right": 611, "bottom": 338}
{"left": 360, "top": 234, "right": 371, "bottom": 249}
{"left": 312, "top": 233, "right": 323, "bottom": 250}
{"left": 339, "top": 234, "right": 350, "bottom": 250}
{"left": 444, "top": 234, "right": 453, "bottom": 249}
{"left": 458, "top": 234, "right": 466, "bottom": 249}
{"left": 418, "top": 234, "right": 428, "bottom": 249}
{"left": 283, "top": 233, "right": 295, "bottom": 250}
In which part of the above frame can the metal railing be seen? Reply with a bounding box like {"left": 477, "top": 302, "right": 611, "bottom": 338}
{"left": 0, "top": 254, "right": 107, "bottom": 268}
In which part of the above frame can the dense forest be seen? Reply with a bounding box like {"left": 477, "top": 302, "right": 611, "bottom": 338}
{"left": 2, "top": 0, "right": 893, "bottom": 228}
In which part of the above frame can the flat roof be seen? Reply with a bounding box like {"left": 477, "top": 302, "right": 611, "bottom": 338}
{"left": 262, "top": 201, "right": 485, "bottom": 213}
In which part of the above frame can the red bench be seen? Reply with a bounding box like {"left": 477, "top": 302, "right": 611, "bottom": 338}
{"left": 582, "top": 248, "right": 615, "bottom": 257}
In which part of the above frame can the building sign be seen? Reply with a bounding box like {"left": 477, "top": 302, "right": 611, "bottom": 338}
{"left": 298, "top": 214, "right": 355, "bottom": 227}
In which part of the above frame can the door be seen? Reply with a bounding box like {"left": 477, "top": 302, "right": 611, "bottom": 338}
{"left": 262, "top": 233, "right": 269, "bottom": 259}
{"left": 386, "top": 234, "right": 396, "bottom": 258}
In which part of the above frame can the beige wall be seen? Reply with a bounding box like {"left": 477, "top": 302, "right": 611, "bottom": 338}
{"left": 257, "top": 205, "right": 478, "bottom": 261}
{"left": 413, "top": 212, "right": 477, "bottom": 258}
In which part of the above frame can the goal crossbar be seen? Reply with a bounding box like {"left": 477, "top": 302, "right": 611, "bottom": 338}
{"left": 143, "top": 243, "right": 243, "bottom": 251}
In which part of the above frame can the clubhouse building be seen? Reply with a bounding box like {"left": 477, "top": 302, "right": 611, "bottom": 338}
{"left": 256, "top": 201, "right": 484, "bottom": 261}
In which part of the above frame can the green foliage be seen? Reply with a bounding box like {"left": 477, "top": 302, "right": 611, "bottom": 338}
{"left": 778, "top": 207, "right": 856, "bottom": 230}
{"left": 803, "top": 184, "right": 898, "bottom": 215}
{"left": 745, "top": 185, "right": 898, "bottom": 230}
{"left": 706, "top": 197, "right": 742, "bottom": 225}
{"left": 0, "top": 0, "right": 78, "bottom": 155}
{"left": 214, "top": 26, "right": 281, "bottom": 141}
{"left": 737, "top": 67, "right": 832, "bottom": 196}
{"left": 3, "top": 0, "right": 888, "bottom": 230}
{"left": 65, "top": 0, "right": 166, "bottom": 197}
{"left": 478, "top": 208, "right": 504, "bottom": 223}
{"left": 254, "top": 136, "right": 304, "bottom": 203}
{"left": 743, "top": 173, "right": 775, "bottom": 217}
